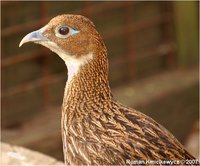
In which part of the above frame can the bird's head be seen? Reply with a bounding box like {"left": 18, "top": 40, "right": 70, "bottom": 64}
{"left": 19, "top": 14, "right": 103, "bottom": 63}
{"left": 19, "top": 14, "right": 108, "bottom": 81}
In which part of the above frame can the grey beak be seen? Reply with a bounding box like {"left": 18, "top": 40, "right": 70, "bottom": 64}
{"left": 19, "top": 25, "right": 49, "bottom": 47}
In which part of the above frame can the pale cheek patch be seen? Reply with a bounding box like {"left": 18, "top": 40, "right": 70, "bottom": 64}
{"left": 66, "top": 62, "right": 79, "bottom": 81}
{"left": 65, "top": 53, "right": 93, "bottom": 82}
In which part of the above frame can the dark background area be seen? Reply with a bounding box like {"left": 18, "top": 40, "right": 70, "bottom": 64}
{"left": 1, "top": 1, "right": 199, "bottom": 161}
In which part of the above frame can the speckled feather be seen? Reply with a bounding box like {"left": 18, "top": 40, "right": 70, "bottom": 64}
{"left": 57, "top": 15, "right": 195, "bottom": 164}
{"left": 61, "top": 44, "right": 195, "bottom": 165}
{"left": 20, "top": 14, "right": 196, "bottom": 165}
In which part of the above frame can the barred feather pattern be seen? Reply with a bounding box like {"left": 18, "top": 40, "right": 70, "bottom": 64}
{"left": 19, "top": 14, "right": 197, "bottom": 165}
{"left": 61, "top": 47, "right": 195, "bottom": 165}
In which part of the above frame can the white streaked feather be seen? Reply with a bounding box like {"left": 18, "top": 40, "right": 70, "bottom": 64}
{"left": 68, "top": 144, "right": 75, "bottom": 158}
{"left": 70, "top": 136, "right": 79, "bottom": 154}
{"left": 78, "top": 148, "right": 91, "bottom": 164}
{"left": 69, "top": 126, "right": 78, "bottom": 137}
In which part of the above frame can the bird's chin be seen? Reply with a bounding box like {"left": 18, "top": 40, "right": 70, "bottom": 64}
{"left": 39, "top": 41, "right": 62, "bottom": 53}
{"left": 34, "top": 41, "right": 43, "bottom": 45}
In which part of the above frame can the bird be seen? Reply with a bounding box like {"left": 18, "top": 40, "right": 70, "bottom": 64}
{"left": 19, "top": 14, "right": 198, "bottom": 165}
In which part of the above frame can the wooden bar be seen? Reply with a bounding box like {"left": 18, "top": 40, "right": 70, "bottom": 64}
{"left": 2, "top": 50, "right": 44, "bottom": 67}
{"left": 124, "top": 2, "right": 135, "bottom": 79}
{"left": 1, "top": 20, "right": 44, "bottom": 37}
{"left": 103, "top": 13, "right": 171, "bottom": 40}
{"left": 162, "top": 2, "right": 175, "bottom": 67}
{"left": 2, "top": 72, "right": 66, "bottom": 97}
{"left": 40, "top": 1, "right": 50, "bottom": 110}
{"left": 173, "top": 1, "right": 199, "bottom": 66}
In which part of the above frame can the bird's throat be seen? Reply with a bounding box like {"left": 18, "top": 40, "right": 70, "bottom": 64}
{"left": 62, "top": 51, "right": 113, "bottom": 115}
{"left": 65, "top": 53, "right": 93, "bottom": 82}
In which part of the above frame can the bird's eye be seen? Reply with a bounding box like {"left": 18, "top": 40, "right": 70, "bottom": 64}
{"left": 55, "top": 26, "right": 79, "bottom": 39}
{"left": 58, "top": 26, "right": 69, "bottom": 35}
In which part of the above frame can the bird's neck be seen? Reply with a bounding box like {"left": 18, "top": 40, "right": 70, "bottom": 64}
{"left": 62, "top": 50, "right": 113, "bottom": 115}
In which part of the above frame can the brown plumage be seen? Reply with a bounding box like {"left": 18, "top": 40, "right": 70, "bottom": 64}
{"left": 19, "top": 14, "right": 198, "bottom": 165}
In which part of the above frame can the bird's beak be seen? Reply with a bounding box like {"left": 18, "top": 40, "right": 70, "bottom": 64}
{"left": 19, "top": 25, "right": 49, "bottom": 47}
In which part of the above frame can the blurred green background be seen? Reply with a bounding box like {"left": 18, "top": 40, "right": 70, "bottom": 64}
{"left": 1, "top": 1, "right": 199, "bottom": 161}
